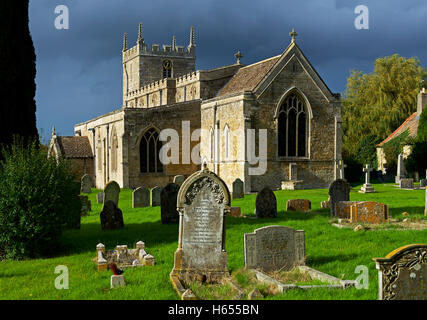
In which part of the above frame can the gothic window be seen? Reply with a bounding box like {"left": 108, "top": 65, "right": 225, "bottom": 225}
{"left": 224, "top": 124, "right": 230, "bottom": 160}
{"left": 210, "top": 128, "right": 214, "bottom": 161}
{"left": 97, "top": 134, "right": 102, "bottom": 171}
{"left": 111, "top": 131, "right": 118, "bottom": 172}
{"left": 140, "top": 128, "right": 163, "bottom": 173}
{"left": 162, "top": 60, "right": 172, "bottom": 78}
{"left": 277, "top": 93, "right": 307, "bottom": 157}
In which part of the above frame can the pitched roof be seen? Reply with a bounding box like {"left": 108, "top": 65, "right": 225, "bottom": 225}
{"left": 377, "top": 113, "right": 419, "bottom": 147}
{"left": 57, "top": 136, "right": 93, "bottom": 158}
{"left": 217, "top": 55, "right": 281, "bottom": 97}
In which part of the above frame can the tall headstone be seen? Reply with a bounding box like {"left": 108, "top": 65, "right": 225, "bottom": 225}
{"left": 97, "top": 192, "right": 104, "bottom": 204}
{"left": 232, "top": 178, "right": 244, "bottom": 199}
{"left": 395, "top": 154, "right": 405, "bottom": 183}
{"left": 359, "top": 164, "right": 375, "bottom": 193}
{"left": 255, "top": 187, "right": 277, "bottom": 218}
{"left": 132, "top": 186, "right": 150, "bottom": 208}
{"left": 328, "top": 179, "right": 351, "bottom": 216}
{"left": 373, "top": 244, "right": 427, "bottom": 300}
{"left": 81, "top": 174, "right": 92, "bottom": 193}
{"left": 170, "top": 167, "right": 230, "bottom": 284}
{"left": 150, "top": 186, "right": 162, "bottom": 207}
{"left": 100, "top": 181, "right": 124, "bottom": 230}
{"left": 244, "top": 226, "right": 305, "bottom": 272}
{"left": 173, "top": 175, "right": 185, "bottom": 187}
{"left": 161, "top": 183, "right": 180, "bottom": 224}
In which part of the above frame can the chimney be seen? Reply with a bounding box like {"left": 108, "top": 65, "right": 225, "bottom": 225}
{"left": 418, "top": 88, "right": 427, "bottom": 116}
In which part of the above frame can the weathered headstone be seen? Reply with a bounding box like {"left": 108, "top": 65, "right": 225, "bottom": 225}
{"left": 111, "top": 275, "right": 126, "bottom": 289}
{"left": 100, "top": 181, "right": 124, "bottom": 230}
{"left": 173, "top": 175, "right": 185, "bottom": 187}
{"left": 132, "top": 186, "right": 150, "bottom": 208}
{"left": 81, "top": 174, "right": 92, "bottom": 193}
{"left": 350, "top": 201, "right": 388, "bottom": 224}
{"left": 161, "top": 183, "right": 180, "bottom": 224}
{"left": 373, "top": 244, "right": 427, "bottom": 300}
{"left": 328, "top": 179, "right": 350, "bottom": 216}
{"left": 395, "top": 154, "right": 405, "bottom": 183}
{"left": 255, "top": 187, "right": 277, "bottom": 218}
{"left": 425, "top": 187, "right": 427, "bottom": 215}
{"left": 232, "top": 178, "right": 244, "bottom": 199}
{"left": 399, "top": 178, "right": 414, "bottom": 189}
{"left": 170, "top": 167, "right": 230, "bottom": 284}
{"left": 420, "top": 179, "right": 427, "bottom": 188}
{"left": 97, "top": 192, "right": 104, "bottom": 204}
{"left": 244, "top": 226, "right": 305, "bottom": 272}
{"left": 359, "top": 164, "right": 375, "bottom": 193}
{"left": 79, "top": 195, "right": 90, "bottom": 216}
{"left": 229, "top": 207, "right": 241, "bottom": 217}
{"left": 286, "top": 199, "right": 311, "bottom": 212}
{"left": 336, "top": 201, "right": 360, "bottom": 219}
{"left": 150, "top": 186, "right": 162, "bottom": 207}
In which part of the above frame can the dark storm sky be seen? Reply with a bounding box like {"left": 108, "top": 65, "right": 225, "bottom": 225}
{"left": 29, "top": 0, "right": 427, "bottom": 142}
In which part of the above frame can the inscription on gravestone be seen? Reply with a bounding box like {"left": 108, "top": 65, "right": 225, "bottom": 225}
{"left": 244, "top": 226, "right": 305, "bottom": 272}
{"left": 170, "top": 167, "right": 230, "bottom": 284}
{"left": 373, "top": 244, "right": 427, "bottom": 300}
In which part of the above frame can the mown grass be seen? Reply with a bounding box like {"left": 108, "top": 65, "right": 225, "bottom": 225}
{"left": 0, "top": 182, "right": 425, "bottom": 300}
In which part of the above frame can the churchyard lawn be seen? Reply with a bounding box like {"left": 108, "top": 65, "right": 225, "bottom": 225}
{"left": 0, "top": 182, "right": 425, "bottom": 300}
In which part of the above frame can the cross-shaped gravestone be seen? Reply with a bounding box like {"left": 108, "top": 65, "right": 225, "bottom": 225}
{"left": 234, "top": 50, "right": 243, "bottom": 64}
{"left": 289, "top": 28, "right": 298, "bottom": 42}
{"left": 337, "top": 160, "right": 347, "bottom": 180}
{"left": 359, "top": 164, "right": 375, "bottom": 193}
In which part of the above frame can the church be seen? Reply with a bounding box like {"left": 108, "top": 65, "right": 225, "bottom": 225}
{"left": 69, "top": 24, "right": 342, "bottom": 193}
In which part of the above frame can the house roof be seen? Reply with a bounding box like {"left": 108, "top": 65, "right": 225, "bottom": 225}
{"left": 217, "top": 55, "right": 281, "bottom": 97}
{"left": 56, "top": 136, "right": 93, "bottom": 158}
{"left": 377, "top": 112, "right": 419, "bottom": 147}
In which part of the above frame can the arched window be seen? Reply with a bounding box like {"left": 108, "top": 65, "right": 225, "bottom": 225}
{"left": 111, "top": 131, "right": 118, "bottom": 172}
{"left": 277, "top": 93, "right": 307, "bottom": 157}
{"left": 162, "top": 60, "right": 172, "bottom": 78}
{"left": 140, "top": 128, "right": 163, "bottom": 173}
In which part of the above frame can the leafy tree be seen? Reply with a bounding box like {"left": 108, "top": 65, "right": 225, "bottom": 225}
{"left": 0, "top": 139, "right": 81, "bottom": 260}
{"left": 0, "top": 1, "right": 38, "bottom": 148}
{"left": 382, "top": 130, "right": 410, "bottom": 175}
{"left": 343, "top": 54, "right": 427, "bottom": 157}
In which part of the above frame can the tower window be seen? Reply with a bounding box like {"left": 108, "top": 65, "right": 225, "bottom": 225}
{"left": 163, "top": 60, "right": 172, "bottom": 78}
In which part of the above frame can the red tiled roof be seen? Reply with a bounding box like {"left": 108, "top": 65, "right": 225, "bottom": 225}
{"left": 217, "top": 55, "right": 280, "bottom": 97}
{"left": 57, "top": 136, "right": 93, "bottom": 158}
{"left": 377, "top": 113, "right": 419, "bottom": 147}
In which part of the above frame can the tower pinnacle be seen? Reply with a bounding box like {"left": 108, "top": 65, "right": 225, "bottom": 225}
{"left": 137, "top": 23, "right": 144, "bottom": 44}
{"left": 189, "top": 26, "right": 195, "bottom": 47}
{"left": 123, "top": 32, "right": 128, "bottom": 51}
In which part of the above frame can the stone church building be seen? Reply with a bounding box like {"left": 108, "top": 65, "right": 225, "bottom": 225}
{"left": 71, "top": 24, "right": 342, "bottom": 192}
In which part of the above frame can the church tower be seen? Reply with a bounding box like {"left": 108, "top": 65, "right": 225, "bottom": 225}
{"left": 122, "top": 23, "right": 196, "bottom": 104}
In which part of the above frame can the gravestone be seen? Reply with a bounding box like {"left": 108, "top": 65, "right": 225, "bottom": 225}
{"left": 244, "top": 226, "right": 305, "bottom": 272}
{"left": 395, "top": 154, "right": 405, "bottom": 183}
{"left": 350, "top": 201, "right": 388, "bottom": 224}
{"left": 337, "top": 160, "right": 347, "bottom": 180}
{"left": 420, "top": 179, "right": 427, "bottom": 188}
{"left": 328, "top": 179, "right": 351, "bottom": 216}
{"left": 286, "top": 199, "right": 311, "bottom": 212}
{"left": 321, "top": 199, "right": 330, "bottom": 209}
{"left": 81, "top": 174, "right": 92, "bottom": 193}
{"left": 161, "top": 183, "right": 180, "bottom": 224}
{"left": 173, "top": 175, "right": 185, "bottom": 187}
{"left": 359, "top": 164, "right": 375, "bottom": 193}
{"left": 150, "top": 186, "right": 162, "bottom": 207}
{"left": 425, "top": 187, "right": 427, "bottom": 215}
{"left": 132, "top": 186, "right": 150, "bottom": 208}
{"left": 79, "top": 195, "right": 90, "bottom": 216}
{"left": 232, "top": 178, "right": 244, "bottom": 199}
{"left": 100, "top": 181, "right": 124, "bottom": 230}
{"left": 97, "top": 192, "right": 104, "bottom": 204}
{"left": 373, "top": 244, "right": 427, "bottom": 300}
{"left": 170, "top": 167, "right": 230, "bottom": 284}
{"left": 229, "top": 207, "right": 241, "bottom": 217}
{"left": 336, "top": 201, "right": 360, "bottom": 219}
{"left": 399, "top": 178, "right": 414, "bottom": 189}
{"left": 255, "top": 187, "right": 277, "bottom": 218}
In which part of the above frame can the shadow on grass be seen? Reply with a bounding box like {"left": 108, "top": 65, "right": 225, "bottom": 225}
{"left": 58, "top": 221, "right": 179, "bottom": 256}
{"left": 389, "top": 206, "right": 426, "bottom": 217}
{"left": 306, "top": 253, "right": 359, "bottom": 266}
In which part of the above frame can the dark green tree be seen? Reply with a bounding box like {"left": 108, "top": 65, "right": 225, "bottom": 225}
{"left": 0, "top": 1, "right": 38, "bottom": 147}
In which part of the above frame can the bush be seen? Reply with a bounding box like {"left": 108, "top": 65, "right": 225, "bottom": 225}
{"left": 343, "top": 155, "right": 363, "bottom": 183}
{"left": 382, "top": 130, "right": 410, "bottom": 175}
{"left": 0, "top": 139, "right": 81, "bottom": 260}
{"left": 353, "top": 134, "right": 379, "bottom": 169}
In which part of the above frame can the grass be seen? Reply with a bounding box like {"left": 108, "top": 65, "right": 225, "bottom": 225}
{"left": 0, "top": 182, "right": 426, "bottom": 300}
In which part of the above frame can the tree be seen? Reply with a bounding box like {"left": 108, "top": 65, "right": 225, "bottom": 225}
{"left": 343, "top": 54, "right": 427, "bottom": 157}
{"left": 406, "top": 109, "right": 427, "bottom": 176}
{"left": 0, "top": 1, "right": 38, "bottom": 148}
